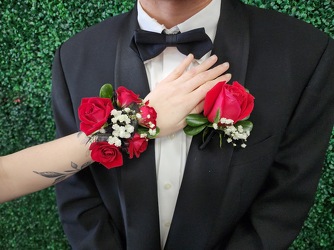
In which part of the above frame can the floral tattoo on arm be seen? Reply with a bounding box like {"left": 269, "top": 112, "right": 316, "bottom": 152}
{"left": 33, "top": 161, "right": 92, "bottom": 185}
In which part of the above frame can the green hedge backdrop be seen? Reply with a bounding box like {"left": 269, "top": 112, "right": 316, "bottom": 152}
{"left": 0, "top": 0, "right": 333, "bottom": 249}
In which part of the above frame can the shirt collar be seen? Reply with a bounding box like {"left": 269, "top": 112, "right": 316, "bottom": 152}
{"left": 137, "top": 0, "right": 221, "bottom": 44}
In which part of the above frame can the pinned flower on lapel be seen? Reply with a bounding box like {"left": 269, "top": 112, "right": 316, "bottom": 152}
{"left": 78, "top": 84, "right": 159, "bottom": 169}
{"left": 184, "top": 81, "right": 254, "bottom": 148}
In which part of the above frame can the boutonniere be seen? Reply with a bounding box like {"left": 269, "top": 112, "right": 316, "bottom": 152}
{"left": 184, "top": 81, "right": 254, "bottom": 148}
{"left": 78, "top": 84, "right": 159, "bottom": 169}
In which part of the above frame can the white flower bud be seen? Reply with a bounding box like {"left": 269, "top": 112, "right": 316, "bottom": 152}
{"left": 237, "top": 125, "right": 244, "bottom": 133}
{"left": 149, "top": 122, "right": 155, "bottom": 128}
{"left": 149, "top": 129, "right": 156, "bottom": 135}
{"left": 112, "top": 124, "right": 120, "bottom": 130}
{"left": 125, "top": 124, "right": 134, "bottom": 133}
{"left": 111, "top": 109, "right": 121, "bottom": 117}
{"left": 124, "top": 132, "right": 131, "bottom": 139}
{"left": 114, "top": 138, "right": 122, "bottom": 147}
{"left": 112, "top": 130, "right": 120, "bottom": 137}
{"left": 118, "top": 115, "right": 126, "bottom": 122}
{"left": 140, "top": 133, "right": 148, "bottom": 138}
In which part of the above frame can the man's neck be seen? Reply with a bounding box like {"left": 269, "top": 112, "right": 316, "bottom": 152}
{"left": 138, "top": 0, "right": 212, "bottom": 28}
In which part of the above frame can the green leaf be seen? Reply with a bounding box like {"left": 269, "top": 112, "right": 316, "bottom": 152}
{"left": 202, "top": 127, "right": 210, "bottom": 140}
{"left": 183, "top": 124, "right": 207, "bottom": 136}
{"left": 185, "top": 114, "right": 209, "bottom": 127}
{"left": 219, "top": 133, "right": 223, "bottom": 148}
{"left": 137, "top": 126, "right": 147, "bottom": 134}
{"left": 99, "top": 83, "right": 114, "bottom": 98}
{"left": 214, "top": 109, "right": 221, "bottom": 124}
{"left": 153, "top": 127, "right": 160, "bottom": 138}
{"left": 235, "top": 120, "right": 253, "bottom": 132}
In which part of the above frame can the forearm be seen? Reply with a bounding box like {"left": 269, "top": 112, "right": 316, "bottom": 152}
{"left": 0, "top": 132, "right": 93, "bottom": 203}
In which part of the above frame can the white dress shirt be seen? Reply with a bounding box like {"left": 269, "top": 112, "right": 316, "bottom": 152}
{"left": 137, "top": 0, "right": 221, "bottom": 247}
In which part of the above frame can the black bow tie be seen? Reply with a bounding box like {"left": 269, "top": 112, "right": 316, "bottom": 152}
{"left": 130, "top": 28, "right": 213, "bottom": 61}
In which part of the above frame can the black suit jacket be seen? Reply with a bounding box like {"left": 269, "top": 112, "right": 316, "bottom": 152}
{"left": 51, "top": 0, "right": 334, "bottom": 249}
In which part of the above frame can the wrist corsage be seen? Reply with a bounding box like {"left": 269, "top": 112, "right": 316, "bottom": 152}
{"left": 78, "top": 84, "right": 159, "bottom": 169}
{"left": 184, "top": 81, "right": 254, "bottom": 148}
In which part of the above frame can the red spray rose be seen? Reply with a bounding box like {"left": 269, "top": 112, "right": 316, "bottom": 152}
{"left": 89, "top": 142, "right": 123, "bottom": 169}
{"left": 78, "top": 97, "right": 113, "bottom": 135}
{"left": 203, "top": 81, "right": 254, "bottom": 123}
{"left": 139, "top": 104, "right": 157, "bottom": 129}
{"left": 116, "top": 86, "right": 141, "bottom": 107}
{"left": 127, "top": 133, "right": 148, "bottom": 159}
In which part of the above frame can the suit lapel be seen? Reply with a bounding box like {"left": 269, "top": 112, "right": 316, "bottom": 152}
{"left": 114, "top": 8, "right": 150, "bottom": 96}
{"left": 165, "top": 0, "right": 250, "bottom": 249}
{"left": 114, "top": 7, "right": 161, "bottom": 250}
{"left": 213, "top": 0, "right": 250, "bottom": 85}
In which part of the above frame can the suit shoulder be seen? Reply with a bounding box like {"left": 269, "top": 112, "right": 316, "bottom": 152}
{"left": 60, "top": 11, "right": 132, "bottom": 51}
{"left": 243, "top": 3, "right": 329, "bottom": 44}
{"left": 240, "top": 2, "right": 331, "bottom": 62}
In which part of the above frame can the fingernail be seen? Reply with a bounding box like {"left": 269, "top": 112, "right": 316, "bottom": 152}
{"left": 210, "top": 55, "right": 218, "bottom": 60}
{"left": 222, "top": 62, "right": 229, "bottom": 67}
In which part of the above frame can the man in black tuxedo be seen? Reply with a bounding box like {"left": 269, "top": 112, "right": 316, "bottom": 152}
{"left": 51, "top": 0, "right": 334, "bottom": 249}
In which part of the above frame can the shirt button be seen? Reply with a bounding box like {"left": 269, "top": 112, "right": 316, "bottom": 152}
{"left": 164, "top": 183, "right": 172, "bottom": 190}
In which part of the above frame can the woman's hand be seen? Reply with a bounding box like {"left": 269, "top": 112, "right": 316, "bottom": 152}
{"left": 144, "top": 54, "right": 231, "bottom": 137}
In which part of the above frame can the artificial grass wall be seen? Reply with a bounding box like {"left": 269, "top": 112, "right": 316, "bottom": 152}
{"left": 0, "top": 0, "right": 333, "bottom": 249}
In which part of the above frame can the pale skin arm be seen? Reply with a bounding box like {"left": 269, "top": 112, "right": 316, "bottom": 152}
{"left": 0, "top": 55, "right": 229, "bottom": 203}
{"left": 0, "top": 132, "right": 93, "bottom": 203}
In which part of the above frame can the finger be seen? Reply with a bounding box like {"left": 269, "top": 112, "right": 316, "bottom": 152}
{"left": 214, "top": 72, "right": 232, "bottom": 84}
{"left": 190, "top": 73, "right": 232, "bottom": 101}
{"left": 214, "top": 73, "right": 232, "bottom": 85}
{"left": 179, "top": 55, "right": 219, "bottom": 82}
{"left": 183, "top": 62, "right": 230, "bottom": 91}
{"left": 178, "top": 73, "right": 231, "bottom": 113}
{"left": 161, "top": 54, "right": 195, "bottom": 82}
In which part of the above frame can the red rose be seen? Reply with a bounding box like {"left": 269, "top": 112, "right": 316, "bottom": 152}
{"left": 203, "top": 81, "right": 254, "bottom": 123}
{"left": 116, "top": 86, "right": 141, "bottom": 107}
{"left": 89, "top": 142, "right": 123, "bottom": 169}
{"left": 127, "top": 133, "right": 148, "bottom": 159}
{"left": 78, "top": 97, "right": 113, "bottom": 135}
{"left": 139, "top": 104, "right": 157, "bottom": 128}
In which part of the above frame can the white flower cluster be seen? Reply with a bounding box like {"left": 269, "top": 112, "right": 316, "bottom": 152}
{"left": 107, "top": 109, "right": 135, "bottom": 146}
{"left": 213, "top": 117, "right": 250, "bottom": 148}
{"left": 148, "top": 128, "right": 157, "bottom": 136}
{"left": 148, "top": 118, "right": 157, "bottom": 136}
